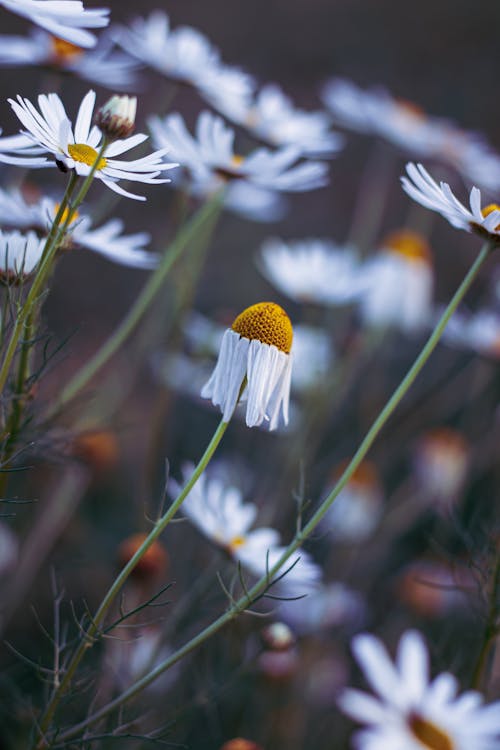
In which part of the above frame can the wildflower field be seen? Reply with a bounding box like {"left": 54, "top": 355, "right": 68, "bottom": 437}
{"left": 0, "top": 1, "right": 499, "bottom": 749}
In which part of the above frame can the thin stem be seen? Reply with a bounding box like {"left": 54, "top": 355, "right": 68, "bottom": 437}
{"left": 52, "top": 241, "right": 493, "bottom": 745}
{"left": 33, "top": 417, "right": 229, "bottom": 749}
{"left": 43, "top": 194, "right": 223, "bottom": 422}
{"left": 471, "top": 550, "right": 500, "bottom": 691}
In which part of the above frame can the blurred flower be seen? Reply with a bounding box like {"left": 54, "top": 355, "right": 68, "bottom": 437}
{"left": 413, "top": 427, "right": 469, "bottom": 507}
{"left": 6, "top": 90, "right": 177, "bottom": 201}
{"left": 0, "top": 0, "right": 109, "bottom": 49}
{"left": 321, "top": 460, "right": 383, "bottom": 542}
{"left": 258, "top": 237, "right": 364, "bottom": 305}
{"left": 107, "top": 625, "right": 179, "bottom": 694}
{"left": 261, "top": 621, "right": 296, "bottom": 651}
{"left": 0, "top": 522, "right": 19, "bottom": 575}
{"left": 397, "top": 558, "right": 472, "bottom": 618}
{"left": 279, "top": 582, "right": 365, "bottom": 635}
{"left": 218, "top": 82, "right": 344, "bottom": 158}
{"left": 117, "top": 532, "right": 169, "bottom": 583}
{"left": 149, "top": 111, "right": 329, "bottom": 195}
{"left": 0, "top": 188, "right": 157, "bottom": 269}
{"left": 440, "top": 307, "right": 500, "bottom": 359}
{"left": 202, "top": 302, "right": 294, "bottom": 430}
{"left": 322, "top": 78, "right": 447, "bottom": 157}
{"left": 0, "top": 229, "right": 45, "bottom": 280}
{"left": 401, "top": 163, "right": 500, "bottom": 242}
{"left": 113, "top": 11, "right": 254, "bottom": 113}
{"left": 289, "top": 324, "right": 334, "bottom": 394}
{"left": 359, "top": 229, "right": 434, "bottom": 333}
{"left": 219, "top": 740, "right": 263, "bottom": 750}
{"left": 0, "top": 30, "right": 140, "bottom": 90}
{"left": 257, "top": 646, "right": 299, "bottom": 681}
{"left": 339, "top": 629, "right": 500, "bottom": 750}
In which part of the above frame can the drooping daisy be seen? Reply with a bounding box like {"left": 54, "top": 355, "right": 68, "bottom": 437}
{"left": 6, "top": 90, "right": 177, "bottom": 201}
{"left": 258, "top": 237, "right": 364, "bottom": 305}
{"left": 359, "top": 230, "right": 434, "bottom": 333}
{"left": 112, "top": 11, "right": 254, "bottom": 114}
{"left": 217, "top": 82, "right": 344, "bottom": 158}
{"left": 339, "top": 629, "right": 500, "bottom": 750}
{"left": 0, "top": 229, "right": 46, "bottom": 280}
{"left": 201, "top": 302, "right": 293, "bottom": 430}
{"left": 0, "top": 188, "right": 157, "bottom": 269}
{"left": 0, "top": 0, "right": 109, "bottom": 49}
{"left": 0, "top": 29, "right": 140, "bottom": 90}
{"left": 401, "top": 163, "right": 500, "bottom": 242}
{"left": 149, "top": 110, "right": 329, "bottom": 195}
{"left": 321, "top": 460, "right": 384, "bottom": 542}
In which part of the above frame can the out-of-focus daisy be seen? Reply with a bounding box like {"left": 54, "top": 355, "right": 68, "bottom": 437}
{"left": 401, "top": 163, "right": 500, "bottom": 242}
{"left": 0, "top": 229, "right": 46, "bottom": 280}
{"left": 107, "top": 625, "right": 179, "bottom": 695}
{"left": 258, "top": 237, "right": 364, "bottom": 305}
{"left": 218, "top": 82, "right": 344, "bottom": 158}
{"left": 397, "top": 558, "right": 471, "bottom": 618}
{"left": 201, "top": 302, "right": 293, "bottom": 430}
{"left": 0, "top": 188, "right": 157, "bottom": 269}
{"left": 321, "top": 460, "right": 383, "bottom": 542}
{"left": 359, "top": 230, "right": 434, "bottom": 333}
{"left": 150, "top": 111, "right": 329, "bottom": 195}
{"left": 113, "top": 12, "right": 254, "bottom": 113}
{"left": 6, "top": 90, "right": 177, "bottom": 201}
{"left": 0, "top": 0, "right": 109, "bottom": 49}
{"left": 289, "top": 324, "right": 334, "bottom": 394}
{"left": 0, "top": 30, "right": 140, "bottom": 90}
{"left": 413, "top": 427, "right": 469, "bottom": 508}
{"left": 279, "top": 582, "right": 365, "bottom": 635}
{"left": 439, "top": 307, "right": 500, "bottom": 359}
{"left": 339, "top": 629, "right": 500, "bottom": 750}
{"left": 322, "top": 78, "right": 449, "bottom": 157}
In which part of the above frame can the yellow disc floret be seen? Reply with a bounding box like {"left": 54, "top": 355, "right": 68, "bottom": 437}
{"left": 67, "top": 143, "right": 107, "bottom": 171}
{"left": 482, "top": 203, "right": 500, "bottom": 231}
{"left": 50, "top": 36, "right": 83, "bottom": 62}
{"left": 383, "top": 229, "right": 431, "bottom": 263}
{"left": 232, "top": 302, "right": 293, "bottom": 354}
{"left": 54, "top": 202, "right": 79, "bottom": 226}
{"left": 408, "top": 713, "right": 453, "bottom": 750}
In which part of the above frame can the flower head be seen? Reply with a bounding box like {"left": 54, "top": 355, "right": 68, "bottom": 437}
{"left": 401, "top": 163, "right": 500, "bottom": 242}
{"left": 340, "top": 629, "right": 500, "bottom": 750}
{"left": 6, "top": 90, "right": 177, "bottom": 200}
{"left": 201, "top": 302, "right": 293, "bottom": 429}
{"left": 0, "top": 0, "right": 110, "bottom": 49}
{"left": 95, "top": 95, "right": 136, "bottom": 140}
{"left": 0, "top": 229, "right": 45, "bottom": 280}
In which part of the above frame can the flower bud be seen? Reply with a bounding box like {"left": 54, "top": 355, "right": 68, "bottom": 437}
{"left": 95, "top": 95, "right": 137, "bottom": 140}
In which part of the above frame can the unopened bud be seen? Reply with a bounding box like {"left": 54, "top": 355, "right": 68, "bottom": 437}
{"left": 95, "top": 95, "right": 137, "bottom": 140}
{"left": 261, "top": 622, "right": 295, "bottom": 651}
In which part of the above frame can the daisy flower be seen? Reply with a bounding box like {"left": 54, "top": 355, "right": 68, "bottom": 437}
{"left": 0, "top": 29, "right": 140, "bottom": 90}
{"left": 339, "top": 629, "right": 500, "bottom": 750}
{"left": 401, "top": 163, "right": 500, "bottom": 242}
{"left": 0, "top": 188, "right": 157, "bottom": 269}
{"left": 0, "top": 0, "right": 109, "bottom": 49}
{"left": 0, "top": 229, "right": 46, "bottom": 280}
{"left": 279, "top": 582, "right": 365, "bottom": 635}
{"left": 113, "top": 12, "right": 254, "bottom": 113}
{"left": 413, "top": 427, "right": 469, "bottom": 507}
{"left": 217, "top": 82, "right": 344, "bottom": 158}
{"left": 321, "top": 460, "right": 383, "bottom": 543}
{"left": 359, "top": 230, "right": 434, "bottom": 333}
{"left": 258, "top": 237, "right": 364, "bottom": 305}
{"left": 6, "top": 90, "right": 177, "bottom": 201}
{"left": 149, "top": 110, "right": 329, "bottom": 195}
{"left": 440, "top": 307, "right": 500, "bottom": 359}
{"left": 201, "top": 302, "right": 293, "bottom": 430}
{"left": 289, "top": 324, "right": 334, "bottom": 394}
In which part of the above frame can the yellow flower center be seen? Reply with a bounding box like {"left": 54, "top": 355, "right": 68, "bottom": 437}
{"left": 408, "top": 713, "right": 454, "bottom": 750}
{"left": 383, "top": 229, "right": 431, "bottom": 263}
{"left": 50, "top": 35, "right": 83, "bottom": 62}
{"left": 229, "top": 535, "right": 246, "bottom": 550}
{"left": 232, "top": 302, "right": 293, "bottom": 354}
{"left": 67, "top": 143, "right": 107, "bottom": 171}
{"left": 481, "top": 203, "right": 500, "bottom": 231}
{"left": 54, "top": 202, "right": 79, "bottom": 226}
{"left": 214, "top": 154, "right": 246, "bottom": 181}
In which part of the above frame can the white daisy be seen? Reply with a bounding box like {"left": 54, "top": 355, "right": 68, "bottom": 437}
{"left": 0, "top": 0, "right": 109, "bottom": 49}
{"left": 0, "top": 188, "right": 157, "bottom": 269}
{"left": 258, "top": 237, "right": 364, "bottom": 305}
{"left": 0, "top": 29, "right": 140, "bottom": 90}
{"left": 7, "top": 90, "right": 177, "bottom": 201}
{"left": 112, "top": 12, "right": 254, "bottom": 113}
{"left": 438, "top": 306, "right": 500, "bottom": 359}
{"left": 201, "top": 302, "right": 293, "bottom": 430}
{"left": 322, "top": 78, "right": 449, "bottom": 157}
{"left": 149, "top": 110, "right": 329, "bottom": 195}
{"left": 218, "top": 82, "right": 344, "bottom": 158}
{"left": 339, "top": 629, "right": 500, "bottom": 750}
{"left": 0, "top": 229, "right": 46, "bottom": 279}
{"left": 321, "top": 460, "right": 383, "bottom": 542}
{"left": 401, "top": 163, "right": 500, "bottom": 241}
{"left": 359, "top": 230, "right": 434, "bottom": 333}
{"left": 279, "top": 582, "right": 365, "bottom": 635}
{"left": 289, "top": 324, "right": 334, "bottom": 394}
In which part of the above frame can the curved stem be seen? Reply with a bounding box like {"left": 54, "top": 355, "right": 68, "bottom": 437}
{"left": 34, "top": 417, "right": 229, "bottom": 749}
{"left": 51, "top": 240, "right": 493, "bottom": 745}
{"left": 43, "top": 194, "right": 223, "bottom": 422}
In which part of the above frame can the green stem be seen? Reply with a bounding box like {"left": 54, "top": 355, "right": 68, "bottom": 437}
{"left": 43, "top": 194, "right": 223, "bottom": 423}
{"left": 51, "top": 240, "right": 493, "bottom": 745}
{"left": 33, "top": 417, "right": 229, "bottom": 749}
{"left": 471, "top": 550, "right": 500, "bottom": 691}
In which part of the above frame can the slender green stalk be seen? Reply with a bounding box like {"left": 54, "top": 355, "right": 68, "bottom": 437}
{"left": 33, "top": 417, "right": 229, "bottom": 749}
{"left": 471, "top": 550, "right": 500, "bottom": 691}
{"left": 51, "top": 240, "right": 494, "bottom": 746}
{"left": 43, "top": 194, "right": 223, "bottom": 422}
